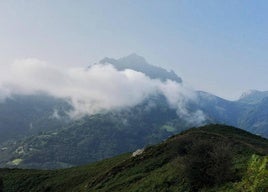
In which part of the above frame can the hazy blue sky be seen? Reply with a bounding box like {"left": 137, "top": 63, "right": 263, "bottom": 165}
{"left": 0, "top": 0, "right": 267, "bottom": 100}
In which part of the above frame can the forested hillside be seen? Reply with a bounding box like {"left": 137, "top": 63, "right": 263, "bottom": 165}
{"left": 0, "top": 125, "right": 267, "bottom": 192}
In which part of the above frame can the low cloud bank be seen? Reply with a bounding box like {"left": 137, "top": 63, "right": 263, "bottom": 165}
{"left": 0, "top": 58, "right": 205, "bottom": 125}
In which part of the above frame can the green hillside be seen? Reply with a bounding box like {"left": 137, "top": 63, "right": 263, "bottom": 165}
{"left": 0, "top": 95, "right": 187, "bottom": 169}
{"left": 0, "top": 124, "right": 268, "bottom": 192}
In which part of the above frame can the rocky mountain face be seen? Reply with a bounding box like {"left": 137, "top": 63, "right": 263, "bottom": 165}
{"left": 99, "top": 53, "right": 182, "bottom": 83}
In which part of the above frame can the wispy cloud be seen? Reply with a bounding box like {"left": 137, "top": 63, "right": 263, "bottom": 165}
{"left": 0, "top": 58, "right": 205, "bottom": 125}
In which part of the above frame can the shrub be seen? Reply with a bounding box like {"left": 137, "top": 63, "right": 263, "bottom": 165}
{"left": 235, "top": 155, "right": 268, "bottom": 192}
{"left": 182, "top": 140, "right": 233, "bottom": 191}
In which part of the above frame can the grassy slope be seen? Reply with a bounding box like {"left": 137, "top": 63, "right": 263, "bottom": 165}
{"left": 1, "top": 124, "right": 268, "bottom": 192}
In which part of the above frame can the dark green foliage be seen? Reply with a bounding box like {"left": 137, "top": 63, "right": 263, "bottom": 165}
{"left": 0, "top": 177, "right": 3, "bottom": 192}
{"left": 234, "top": 155, "right": 268, "bottom": 191}
{"left": 0, "top": 125, "right": 267, "bottom": 192}
{"left": 182, "top": 141, "right": 233, "bottom": 191}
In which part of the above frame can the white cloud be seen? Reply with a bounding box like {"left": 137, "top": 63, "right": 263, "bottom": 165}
{"left": 0, "top": 58, "right": 205, "bottom": 124}
{"left": 159, "top": 80, "right": 206, "bottom": 126}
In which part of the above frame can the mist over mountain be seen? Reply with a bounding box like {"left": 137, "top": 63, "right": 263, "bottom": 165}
{"left": 0, "top": 94, "right": 70, "bottom": 143}
{"left": 0, "top": 56, "right": 195, "bottom": 121}
{"left": 0, "top": 54, "right": 268, "bottom": 169}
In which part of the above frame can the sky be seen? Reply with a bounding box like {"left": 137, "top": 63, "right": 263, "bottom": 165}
{"left": 0, "top": 0, "right": 268, "bottom": 100}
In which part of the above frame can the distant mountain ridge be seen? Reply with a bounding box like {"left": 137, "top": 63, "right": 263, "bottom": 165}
{"left": 238, "top": 89, "right": 268, "bottom": 104}
{"left": 196, "top": 90, "right": 268, "bottom": 137}
{"left": 99, "top": 53, "right": 182, "bottom": 83}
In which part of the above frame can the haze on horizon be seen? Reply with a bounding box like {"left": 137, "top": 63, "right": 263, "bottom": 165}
{"left": 0, "top": 0, "right": 268, "bottom": 100}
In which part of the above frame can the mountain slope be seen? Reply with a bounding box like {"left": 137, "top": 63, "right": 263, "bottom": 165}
{"left": 0, "top": 125, "right": 267, "bottom": 192}
{"left": 1, "top": 89, "right": 268, "bottom": 169}
{"left": 196, "top": 91, "right": 268, "bottom": 138}
{"left": 0, "top": 95, "right": 190, "bottom": 169}
{"left": 1, "top": 55, "right": 268, "bottom": 171}
{"left": 238, "top": 97, "right": 268, "bottom": 137}
{"left": 0, "top": 94, "right": 70, "bottom": 143}
{"left": 238, "top": 90, "right": 268, "bottom": 104}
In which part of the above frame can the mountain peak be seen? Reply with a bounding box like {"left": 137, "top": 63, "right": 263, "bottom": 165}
{"left": 121, "top": 53, "right": 147, "bottom": 63}
{"left": 239, "top": 90, "right": 259, "bottom": 99}
{"left": 99, "top": 54, "right": 182, "bottom": 83}
{"left": 238, "top": 90, "right": 268, "bottom": 104}
{"left": 124, "top": 53, "right": 145, "bottom": 59}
